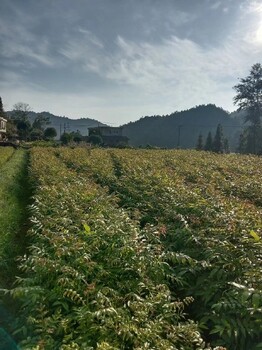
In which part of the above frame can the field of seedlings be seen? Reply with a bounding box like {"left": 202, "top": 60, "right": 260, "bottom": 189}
{"left": 5, "top": 147, "right": 262, "bottom": 350}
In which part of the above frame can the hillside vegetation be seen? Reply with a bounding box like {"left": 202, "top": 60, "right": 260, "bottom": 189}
{"left": 122, "top": 105, "right": 242, "bottom": 150}
{"left": 7, "top": 147, "right": 261, "bottom": 350}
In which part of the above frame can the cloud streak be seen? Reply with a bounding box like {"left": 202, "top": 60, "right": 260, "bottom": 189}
{"left": 57, "top": 21, "right": 261, "bottom": 113}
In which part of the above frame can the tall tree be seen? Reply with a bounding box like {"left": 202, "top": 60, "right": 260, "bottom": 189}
{"left": 12, "top": 102, "right": 31, "bottom": 121}
{"left": 44, "top": 127, "right": 57, "bottom": 140}
{"left": 238, "top": 133, "right": 246, "bottom": 154}
{"left": 32, "top": 114, "right": 50, "bottom": 130}
{"left": 196, "top": 134, "right": 203, "bottom": 150}
{"left": 31, "top": 114, "right": 50, "bottom": 140}
{"left": 0, "top": 97, "right": 5, "bottom": 118}
{"left": 224, "top": 137, "right": 230, "bottom": 154}
{"left": 12, "top": 103, "right": 32, "bottom": 141}
{"left": 60, "top": 132, "right": 73, "bottom": 145}
{"left": 213, "top": 124, "right": 225, "bottom": 153}
{"left": 233, "top": 63, "right": 262, "bottom": 154}
{"left": 204, "top": 131, "right": 213, "bottom": 151}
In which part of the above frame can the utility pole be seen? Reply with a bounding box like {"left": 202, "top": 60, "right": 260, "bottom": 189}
{"left": 177, "top": 125, "right": 182, "bottom": 148}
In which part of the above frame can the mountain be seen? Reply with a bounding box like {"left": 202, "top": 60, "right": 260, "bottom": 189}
{"left": 7, "top": 111, "right": 106, "bottom": 139}
{"left": 122, "top": 104, "right": 243, "bottom": 150}
{"left": 28, "top": 111, "right": 107, "bottom": 138}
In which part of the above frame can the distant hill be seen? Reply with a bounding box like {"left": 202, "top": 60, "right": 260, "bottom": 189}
{"left": 122, "top": 104, "right": 244, "bottom": 150}
{"left": 28, "top": 111, "right": 107, "bottom": 138}
{"left": 7, "top": 111, "right": 106, "bottom": 139}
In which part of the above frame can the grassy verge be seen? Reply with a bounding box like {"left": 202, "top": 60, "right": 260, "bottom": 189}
{"left": 0, "top": 149, "right": 31, "bottom": 342}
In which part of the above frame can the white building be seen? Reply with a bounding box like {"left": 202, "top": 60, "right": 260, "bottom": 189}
{"left": 0, "top": 117, "right": 7, "bottom": 141}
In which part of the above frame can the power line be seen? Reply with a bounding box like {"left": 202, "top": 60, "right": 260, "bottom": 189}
{"left": 176, "top": 124, "right": 244, "bottom": 128}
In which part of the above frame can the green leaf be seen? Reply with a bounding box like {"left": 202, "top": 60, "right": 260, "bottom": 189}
{"left": 83, "top": 223, "right": 92, "bottom": 234}
{"left": 252, "top": 293, "right": 261, "bottom": 309}
{"left": 249, "top": 230, "right": 260, "bottom": 241}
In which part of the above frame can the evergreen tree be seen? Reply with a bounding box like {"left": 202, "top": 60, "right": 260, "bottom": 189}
{"left": 44, "top": 127, "right": 57, "bottom": 140}
{"left": 196, "top": 134, "right": 203, "bottom": 150}
{"left": 89, "top": 134, "right": 103, "bottom": 145}
{"left": 204, "top": 131, "right": 213, "bottom": 151}
{"left": 71, "top": 131, "right": 83, "bottom": 143}
{"left": 233, "top": 63, "right": 262, "bottom": 154}
{"left": 31, "top": 114, "right": 50, "bottom": 140}
{"left": 32, "top": 114, "right": 50, "bottom": 130}
{"left": 60, "top": 132, "right": 73, "bottom": 145}
{"left": 0, "top": 97, "right": 5, "bottom": 118}
{"left": 224, "top": 138, "right": 230, "bottom": 153}
{"left": 213, "top": 124, "right": 224, "bottom": 153}
{"left": 238, "top": 133, "right": 246, "bottom": 154}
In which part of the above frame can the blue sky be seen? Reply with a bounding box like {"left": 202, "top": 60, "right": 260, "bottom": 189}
{"left": 1, "top": 0, "right": 262, "bottom": 125}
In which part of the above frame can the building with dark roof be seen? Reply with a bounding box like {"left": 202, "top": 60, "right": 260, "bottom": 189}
{"left": 88, "top": 126, "right": 129, "bottom": 147}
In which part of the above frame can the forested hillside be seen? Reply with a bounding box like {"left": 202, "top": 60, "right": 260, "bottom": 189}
{"left": 122, "top": 104, "right": 242, "bottom": 150}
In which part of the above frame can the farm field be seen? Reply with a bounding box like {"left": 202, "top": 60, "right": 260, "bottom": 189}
{"left": 1, "top": 147, "right": 262, "bottom": 350}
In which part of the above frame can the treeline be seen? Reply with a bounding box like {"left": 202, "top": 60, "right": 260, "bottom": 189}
{"left": 197, "top": 63, "right": 262, "bottom": 155}
{"left": 2, "top": 62, "right": 261, "bottom": 154}
{"left": 196, "top": 124, "right": 230, "bottom": 153}
{"left": 123, "top": 62, "right": 262, "bottom": 155}
{"left": 0, "top": 99, "right": 97, "bottom": 145}
{"left": 123, "top": 104, "right": 240, "bottom": 150}
{"left": 1, "top": 101, "right": 57, "bottom": 142}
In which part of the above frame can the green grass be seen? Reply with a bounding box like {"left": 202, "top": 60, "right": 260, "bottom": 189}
{"left": 0, "top": 149, "right": 31, "bottom": 286}
{"left": 0, "top": 149, "right": 31, "bottom": 344}
{"left": 0, "top": 148, "right": 15, "bottom": 168}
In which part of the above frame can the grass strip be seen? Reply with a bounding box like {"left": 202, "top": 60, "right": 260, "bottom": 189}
{"left": 0, "top": 147, "right": 15, "bottom": 169}
{"left": 0, "top": 149, "right": 31, "bottom": 343}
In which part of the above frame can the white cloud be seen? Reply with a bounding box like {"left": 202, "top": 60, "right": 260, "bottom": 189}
{"left": 1, "top": 0, "right": 262, "bottom": 123}
{"left": 29, "top": 15, "right": 262, "bottom": 118}
{"left": 59, "top": 28, "right": 107, "bottom": 73}
{"left": 76, "top": 32, "right": 259, "bottom": 107}
{"left": 244, "top": 1, "right": 262, "bottom": 13}
{"left": 77, "top": 27, "right": 104, "bottom": 49}
{"left": 239, "top": 1, "right": 262, "bottom": 48}
{"left": 210, "top": 2, "right": 222, "bottom": 10}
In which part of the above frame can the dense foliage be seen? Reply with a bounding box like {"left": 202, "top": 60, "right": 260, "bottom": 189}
{"left": 6, "top": 147, "right": 261, "bottom": 349}
{"left": 58, "top": 148, "right": 262, "bottom": 349}
{"left": 12, "top": 148, "right": 211, "bottom": 350}
{"left": 234, "top": 63, "right": 262, "bottom": 154}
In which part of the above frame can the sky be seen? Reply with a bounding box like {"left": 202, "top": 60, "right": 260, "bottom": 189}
{"left": 1, "top": 0, "right": 262, "bottom": 125}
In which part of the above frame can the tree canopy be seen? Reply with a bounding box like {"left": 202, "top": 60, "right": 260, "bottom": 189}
{"left": 234, "top": 63, "right": 262, "bottom": 126}
{"left": 44, "top": 127, "right": 57, "bottom": 140}
{"left": 233, "top": 63, "right": 262, "bottom": 154}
